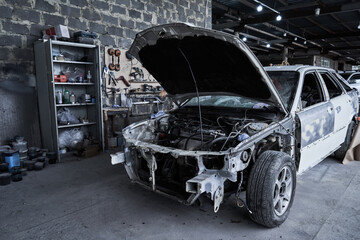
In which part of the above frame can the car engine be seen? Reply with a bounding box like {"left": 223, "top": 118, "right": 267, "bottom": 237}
{"left": 128, "top": 107, "right": 282, "bottom": 198}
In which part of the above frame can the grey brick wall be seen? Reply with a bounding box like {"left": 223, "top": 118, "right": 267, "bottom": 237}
{"left": 0, "top": 0, "right": 212, "bottom": 146}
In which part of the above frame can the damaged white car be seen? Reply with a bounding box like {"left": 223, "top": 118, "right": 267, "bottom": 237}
{"left": 111, "top": 23, "right": 359, "bottom": 227}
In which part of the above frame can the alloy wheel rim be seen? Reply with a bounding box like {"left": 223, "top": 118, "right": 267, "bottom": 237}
{"left": 273, "top": 166, "right": 293, "bottom": 216}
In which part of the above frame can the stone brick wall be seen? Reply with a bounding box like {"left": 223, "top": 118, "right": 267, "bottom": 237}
{"left": 0, "top": 0, "right": 212, "bottom": 146}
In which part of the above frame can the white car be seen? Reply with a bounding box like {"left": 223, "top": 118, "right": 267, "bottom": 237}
{"left": 111, "top": 23, "right": 359, "bottom": 228}
{"left": 340, "top": 72, "right": 360, "bottom": 94}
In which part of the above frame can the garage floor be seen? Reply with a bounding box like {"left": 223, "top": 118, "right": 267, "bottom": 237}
{"left": 1, "top": 152, "right": 359, "bottom": 240}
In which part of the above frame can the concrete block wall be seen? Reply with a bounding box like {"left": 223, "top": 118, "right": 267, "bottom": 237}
{"left": 0, "top": 0, "right": 212, "bottom": 146}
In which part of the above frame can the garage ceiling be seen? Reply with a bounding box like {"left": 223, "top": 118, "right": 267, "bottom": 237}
{"left": 212, "top": 0, "right": 360, "bottom": 64}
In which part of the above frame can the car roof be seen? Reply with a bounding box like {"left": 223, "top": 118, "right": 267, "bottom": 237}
{"left": 350, "top": 72, "right": 360, "bottom": 76}
{"left": 265, "top": 65, "right": 333, "bottom": 72}
{"left": 339, "top": 72, "right": 360, "bottom": 80}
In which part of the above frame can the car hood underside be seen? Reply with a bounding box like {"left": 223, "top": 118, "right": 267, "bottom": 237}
{"left": 128, "top": 23, "right": 286, "bottom": 112}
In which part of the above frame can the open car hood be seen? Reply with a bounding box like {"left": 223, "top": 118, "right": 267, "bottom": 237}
{"left": 128, "top": 23, "right": 287, "bottom": 113}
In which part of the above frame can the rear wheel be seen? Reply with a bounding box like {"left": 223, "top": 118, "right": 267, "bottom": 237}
{"left": 246, "top": 151, "right": 296, "bottom": 228}
{"left": 334, "top": 121, "right": 356, "bottom": 160}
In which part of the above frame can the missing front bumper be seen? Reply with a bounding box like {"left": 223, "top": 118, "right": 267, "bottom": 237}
{"left": 111, "top": 145, "right": 249, "bottom": 212}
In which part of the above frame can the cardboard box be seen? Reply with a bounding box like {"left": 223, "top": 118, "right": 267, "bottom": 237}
{"left": 45, "top": 25, "right": 70, "bottom": 39}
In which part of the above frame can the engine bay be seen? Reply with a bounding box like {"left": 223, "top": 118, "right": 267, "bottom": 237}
{"left": 124, "top": 106, "right": 284, "bottom": 199}
{"left": 154, "top": 107, "right": 281, "bottom": 152}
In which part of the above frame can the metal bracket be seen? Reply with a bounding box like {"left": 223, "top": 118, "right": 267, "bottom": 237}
{"left": 213, "top": 186, "right": 223, "bottom": 213}
{"left": 110, "top": 152, "right": 125, "bottom": 165}
{"left": 139, "top": 148, "right": 157, "bottom": 191}
{"left": 186, "top": 172, "right": 225, "bottom": 212}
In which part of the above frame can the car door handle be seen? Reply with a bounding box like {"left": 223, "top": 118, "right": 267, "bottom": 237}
{"left": 327, "top": 107, "right": 333, "bottom": 113}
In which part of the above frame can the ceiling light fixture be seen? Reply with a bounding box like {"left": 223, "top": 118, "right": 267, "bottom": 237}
{"left": 283, "top": 32, "right": 287, "bottom": 37}
{"left": 242, "top": 36, "right": 247, "bottom": 42}
{"left": 266, "top": 43, "right": 270, "bottom": 48}
{"left": 315, "top": 8, "right": 320, "bottom": 16}
{"left": 304, "top": 40, "right": 307, "bottom": 44}
{"left": 294, "top": 37, "right": 298, "bottom": 41}
{"left": 254, "top": 0, "right": 281, "bottom": 22}
{"left": 358, "top": 21, "right": 360, "bottom": 29}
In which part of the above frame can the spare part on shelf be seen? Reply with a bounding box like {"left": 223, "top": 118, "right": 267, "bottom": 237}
{"left": 54, "top": 75, "right": 67, "bottom": 82}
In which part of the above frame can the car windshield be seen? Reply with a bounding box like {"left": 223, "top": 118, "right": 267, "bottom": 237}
{"left": 266, "top": 71, "right": 300, "bottom": 110}
{"left": 183, "top": 95, "right": 267, "bottom": 109}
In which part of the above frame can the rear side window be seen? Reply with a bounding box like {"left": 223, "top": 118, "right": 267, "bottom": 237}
{"left": 320, "top": 72, "right": 343, "bottom": 98}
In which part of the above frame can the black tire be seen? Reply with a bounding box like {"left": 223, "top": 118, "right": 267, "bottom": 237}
{"left": 11, "top": 173, "right": 22, "bottom": 182}
{"left": 246, "top": 150, "right": 296, "bottom": 228}
{"left": 334, "top": 121, "right": 356, "bottom": 160}
{"left": 0, "top": 173, "right": 11, "bottom": 185}
{"left": 34, "top": 162, "right": 44, "bottom": 170}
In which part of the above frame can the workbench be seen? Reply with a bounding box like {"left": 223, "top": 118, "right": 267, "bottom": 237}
{"left": 103, "top": 107, "right": 130, "bottom": 150}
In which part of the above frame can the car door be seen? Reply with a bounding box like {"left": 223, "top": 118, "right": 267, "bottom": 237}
{"left": 295, "top": 71, "right": 336, "bottom": 174}
{"left": 317, "top": 70, "right": 356, "bottom": 147}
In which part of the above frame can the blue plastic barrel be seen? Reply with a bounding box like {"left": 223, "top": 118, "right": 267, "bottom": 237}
{"left": 5, "top": 150, "right": 20, "bottom": 171}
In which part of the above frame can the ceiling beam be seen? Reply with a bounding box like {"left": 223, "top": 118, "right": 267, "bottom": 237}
{"left": 307, "top": 31, "right": 360, "bottom": 40}
{"left": 212, "top": 20, "right": 242, "bottom": 30}
{"left": 262, "top": 22, "right": 321, "bottom": 48}
{"left": 244, "top": 25, "right": 282, "bottom": 40}
{"left": 305, "top": 17, "right": 335, "bottom": 34}
{"left": 330, "top": 14, "right": 354, "bottom": 32}
{"left": 325, "top": 45, "right": 360, "bottom": 51}
{"left": 212, "top": 1, "right": 239, "bottom": 16}
{"left": 302, "top": 16, "right": 357, "bottom": 48}
{"left": 249, "top": 46, "right": 270, "bottom": 52}
{"left": 236, "top": 0, "right": 257, "bottom": 9}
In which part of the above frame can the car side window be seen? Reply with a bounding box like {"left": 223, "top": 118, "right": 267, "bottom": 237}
{"left": 300, "top": 72, "right": 324, "bottom": 108}
{"left": 320, "top": 72, "right": 343, "bottom": 98}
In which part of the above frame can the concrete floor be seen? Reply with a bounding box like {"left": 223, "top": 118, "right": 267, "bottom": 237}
{"left": 1, "top": 152, "right": 359, "bottom": 240}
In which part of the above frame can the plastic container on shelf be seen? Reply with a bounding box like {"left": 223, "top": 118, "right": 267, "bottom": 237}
{"left": 56, "top": 91, "right": 63, "bottom": 104}
{"left": 63, "top": 89, "right": 70, "bottom": 104}
{"left": 86, "top": 70, "right": 92, "bottom": 83}
{"left": 70, "top": 92, "right": 76, "bottom": 104}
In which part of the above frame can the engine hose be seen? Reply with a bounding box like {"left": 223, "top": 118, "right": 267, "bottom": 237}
{"left": 184, "top": 132, "right": 201, "bottom": 150}
{"left": 208, "top": 136, "right": 236, "bottom": 151}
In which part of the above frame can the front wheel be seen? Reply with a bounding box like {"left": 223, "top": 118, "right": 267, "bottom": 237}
{"left": 246, "top": 151, "right": 296, "bottom": 228}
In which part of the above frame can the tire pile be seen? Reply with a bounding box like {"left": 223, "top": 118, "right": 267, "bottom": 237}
{"left": 0, "top": 147, "right": 57, "bottom": 186}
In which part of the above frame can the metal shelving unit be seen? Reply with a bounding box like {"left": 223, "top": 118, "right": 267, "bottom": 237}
{"left": 54, "top": 82, "right": 95, "bottom": 86}
{"left": 53, "top": 60, "right": 94, "bottom": 65}
{"left": 34, "top": 40, "right": 103, "bottom": 161}
{"left": 57, "top": 122, "right": 97, "bottom": 129}
{"left": 56, "top": 103, "right": 95, "bottom": 107}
